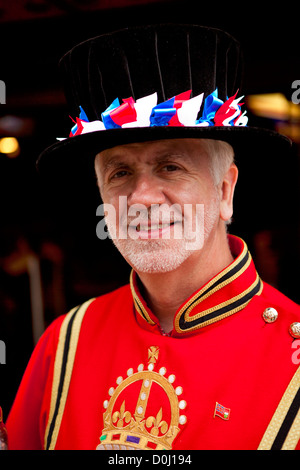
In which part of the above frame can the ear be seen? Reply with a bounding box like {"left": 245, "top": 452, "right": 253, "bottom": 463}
{"left": 219, "top": 163, "right": 238, "bottom": 222}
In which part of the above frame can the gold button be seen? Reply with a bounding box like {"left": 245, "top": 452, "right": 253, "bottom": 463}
{"left": 289, "top": 322, "right": 300, "bottom": 338}
{"left": 262, "top": 307, "right": 278, "bottom": 323}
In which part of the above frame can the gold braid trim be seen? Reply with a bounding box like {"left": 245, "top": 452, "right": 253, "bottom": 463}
{"left": 258, "top": 365, "right": 300, "bottom": 450}
{"left": 44, "top": 298, "right": 95, "bottom": 450}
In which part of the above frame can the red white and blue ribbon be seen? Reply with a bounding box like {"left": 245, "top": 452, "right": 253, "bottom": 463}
{"left": 58, "top": 88, "right": 248, "bottom": 140}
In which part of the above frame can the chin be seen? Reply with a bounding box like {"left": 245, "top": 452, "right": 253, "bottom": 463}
{"left": 123, "top": 247, "right": 195, "bottom": 274}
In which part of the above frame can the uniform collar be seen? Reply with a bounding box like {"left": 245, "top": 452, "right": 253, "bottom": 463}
{"left": 130, "top": 235, "right": 263, "bottom": 337}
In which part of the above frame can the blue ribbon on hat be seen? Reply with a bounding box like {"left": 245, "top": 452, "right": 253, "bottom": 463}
{"left": 197, "top": 89, "right": 224, "bottom": 126}
{"left": 79, "top": 106, "right": 89, "bottom": 122}
{"left": 150, "top": 97, "right": 177, "bottom": 126}
{"left": 65, "top": 88, "right": 248, "bottom": 139}
{"left": 101, "top": 98, "right": 122, "bottom": 129}
{"left": 70, "top": 106, "right": 89, "bottom": 135}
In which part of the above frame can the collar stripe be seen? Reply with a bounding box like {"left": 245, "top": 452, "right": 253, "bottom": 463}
{"left": 134, "top": 298, "right": 154, "bottom": 325}
{"left": 130, "top": 271, "right": 156, "bottom": 325}
{"left": 130, "top": 236, "right": 262, "bottom": 336}
{"left": 181, "top": 248, "right": 250, "bottom": 315}
{"left": 177, "top": 275, "right": 262, "bottom": 332}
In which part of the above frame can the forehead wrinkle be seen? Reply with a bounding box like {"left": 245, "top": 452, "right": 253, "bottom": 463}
{"left": 96, "top": 138, "right": 210, "bottom": 176}
{"left": 102, "top": 156, "right": 129, "bottom": 173}
{"left": 101, "top": 151, "right": 190, "bottom": 172}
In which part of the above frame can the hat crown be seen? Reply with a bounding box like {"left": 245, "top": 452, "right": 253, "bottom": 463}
{"left": 60, "top": 24, "right": 242, "bottom": 121}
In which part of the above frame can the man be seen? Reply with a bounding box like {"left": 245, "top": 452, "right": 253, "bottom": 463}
{"left": 6, "top": 24, "right": 300, "bottom": 450}
{"left": 94, "top": 138, "right": 237, "bottom": 334}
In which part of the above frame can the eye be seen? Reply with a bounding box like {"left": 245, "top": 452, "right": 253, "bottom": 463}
{"left": 110, "top": 169, "right": 130, "bottom": 180}
{"left": 161, "top": 164, "right": 180, "bottom": 172}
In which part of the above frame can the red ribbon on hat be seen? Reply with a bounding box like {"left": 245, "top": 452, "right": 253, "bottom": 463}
{"left": 214, "top": 91, "right": 239, "bottom": 126}
{"left": 109, "top": 97, "right": 137, "bottom": 127}
{"left": 69, "top": 117, "right": 84, "bottom": 137}
{"left": 168, "top": 90, "right": 192, "bottom": 126}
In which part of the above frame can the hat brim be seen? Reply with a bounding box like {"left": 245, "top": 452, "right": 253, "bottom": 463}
{"left": 36, "top": 125, "right": 299, "bottom": 233}
{"left": 36, "top": 125, "right": 292, "bottom": 183}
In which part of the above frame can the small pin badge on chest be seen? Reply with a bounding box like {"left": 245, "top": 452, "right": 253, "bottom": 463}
{"left": 214, "top": 402, "right": 231, "bottom": 420}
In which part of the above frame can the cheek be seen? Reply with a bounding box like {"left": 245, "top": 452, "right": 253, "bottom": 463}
{"left": 174, "top": 180, "right": 216, "bottom": 206}
{"left": 103, "top": 195, "right": 129, "bottom": 229}
{"left": 184, "top": 187, "right": 221, "bottom": 224}
{"left": 99, "top": 183, "right": 119, "bottom": 205}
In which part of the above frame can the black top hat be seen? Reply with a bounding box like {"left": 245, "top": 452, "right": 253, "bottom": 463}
{"left": 36, "top": 23, "right": 292, "bottom": 180}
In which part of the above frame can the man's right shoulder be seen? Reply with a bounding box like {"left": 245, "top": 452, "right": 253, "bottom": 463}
{"left": 92, "top": 282, "right": 132, "bottom": 306}
{"left": 49, "top": 282, "right": 132, "bottom": 333}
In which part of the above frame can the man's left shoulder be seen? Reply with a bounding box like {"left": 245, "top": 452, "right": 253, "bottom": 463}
{"left": 259, "top": 281, "right": 300, "bottom": 318}
{"left": 252, "top": 283, "right": 300, "bottom": 451}
{"left": 253, "top": 281, "right": 300, "bottom": 343}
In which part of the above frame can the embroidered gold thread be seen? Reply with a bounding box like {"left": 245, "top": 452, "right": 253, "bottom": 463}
{"left": 185, "top": 273, "right": 261, "bottom": 322}
{"left": 130, "top": 238, "right": 262, "bottom": 334}
{"left": 146, "top": 408, "right": 168, "bottom": 436}
{"left": 174, "top": 274, "right": 262, "bottom": 333}
{"left": 258, "top": 365, "right": 300, "bottom": 450}
{"left": 44, "top": 305, "right": 78, "bottom": 450}
{"left": 180, "top": 252, "right": 252, "bottom": 321}
{"left": 99, "top": 371, "right": 181, "bottom": 449}
{"left": 98, "top": 359, "right": 186, "bottom": 450}
{"left": 130, "top": 271, "right": 156, "bottom": 325}
{"left": 281, "top": 406, "right": 300, "bottom": 450}
{"left": 176, "top": 237, "right": 248, "bottom": 315}
{"left": 148, "top": 346, "right": 159, "bottom": 364}
{"left": 130, "top": 238, "right": 250, "bottom": 329}
{"left": 113, "top": 400, "right": 132, "bottom": 428}
{"left": 44, "top": 298, "right": 95, "bottom": 450}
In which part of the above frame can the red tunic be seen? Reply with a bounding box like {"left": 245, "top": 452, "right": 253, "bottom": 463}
{"left": 6, "top": 235, "right": 300, "bottom": 450}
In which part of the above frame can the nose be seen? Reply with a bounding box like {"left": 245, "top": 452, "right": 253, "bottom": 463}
{"left": 127, "top": 173, "right": 166, "bottom": 208}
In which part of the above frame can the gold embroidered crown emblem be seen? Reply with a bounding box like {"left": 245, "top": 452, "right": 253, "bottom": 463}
{"left": 97, "top": 347, "right": 187, "bottom": 450}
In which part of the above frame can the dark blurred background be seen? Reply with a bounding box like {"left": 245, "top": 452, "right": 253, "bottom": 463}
{"left": 0, "top": 0, "right": 300, "bottom": 420}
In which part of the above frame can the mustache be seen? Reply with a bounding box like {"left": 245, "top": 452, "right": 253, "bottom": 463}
{"left": 120, "top": 204, "right": 184, "bottom": 227}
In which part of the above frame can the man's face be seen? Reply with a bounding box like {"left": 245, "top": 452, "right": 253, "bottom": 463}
{"left": 95, "top": 138, "right": 225, "bottom": 273}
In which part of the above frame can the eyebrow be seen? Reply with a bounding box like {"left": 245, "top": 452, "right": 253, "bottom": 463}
{"left": 101, "top": 157, "right": 130, "bottom": 176}
{"left": 101, "top": 152, "right": 190, "bottom": 173}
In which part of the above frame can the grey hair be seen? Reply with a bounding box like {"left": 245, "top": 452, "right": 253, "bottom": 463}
{"left": 201, "top": 139, "right": 236, "bottom": 227}
{"left": 200, "top": 139, "right": 235, "bottom": 187}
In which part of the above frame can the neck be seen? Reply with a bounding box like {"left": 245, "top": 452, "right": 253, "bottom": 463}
{"left": 136, "top": 226, "right": 233, "bottom": 333}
